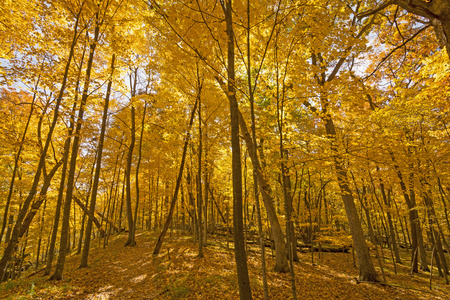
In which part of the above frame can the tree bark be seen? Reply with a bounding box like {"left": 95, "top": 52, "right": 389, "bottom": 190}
{"left": 221, "top": 0, "right": 253, "bottom": 298}
{"left": 322, "top": 113, "right": 378, "bottom": 282}
{"left": 44, "top": 102, "right": 76, "bottom": 276}
{"left": 360, "top": 0, "right": 450, "bottom": 58}
{"left": 393, "top": 0, "right": 450, "bottom": 58}
{"left": 197, "top": 69, "right": 204, "bottom": 258}
{"left": 237, "top": 110, "right": 289, "bottom": 272}
{"left": 50, "top": 9, "right": 100, "bottom": 280}
{"left": 132, "top": 100, "right": 147, "bottom": 241}
{"left": 124, "top": 105, "right": 137, "bottom": 246}
{"left": 78, "top": 54, "right": 115, "bottom": 268}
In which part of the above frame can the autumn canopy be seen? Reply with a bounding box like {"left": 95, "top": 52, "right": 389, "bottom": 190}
{"left": 0, "top": 0, "right": 450, "bottom": 299}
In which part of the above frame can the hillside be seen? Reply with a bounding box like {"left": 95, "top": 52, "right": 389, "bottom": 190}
{"left": 1, "top": 231, "right": 449, "bottom": 299}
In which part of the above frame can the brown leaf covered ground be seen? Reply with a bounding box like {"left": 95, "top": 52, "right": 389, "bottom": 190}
{"left": 1, "top": 231, "right": 449, "bottom": 299}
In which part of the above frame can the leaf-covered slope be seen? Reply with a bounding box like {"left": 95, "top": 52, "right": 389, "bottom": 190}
{"left": 1, "top": 231, "right": 449, "bottom": 299}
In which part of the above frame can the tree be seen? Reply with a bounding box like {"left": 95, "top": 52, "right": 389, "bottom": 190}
{"left": 220, "top": 0, "right": 253, "bottom": 298}
{"left": 0, "top": 1, "right": 85, "bottom": 281}
{"left": 79, "top": 54, "right": 116, "bottom": 268}
{"left": 360, "top": 0, "right": 450, "bottom": 59}
{"left": 153, "top": 99, "right": 198, "bottom": 255}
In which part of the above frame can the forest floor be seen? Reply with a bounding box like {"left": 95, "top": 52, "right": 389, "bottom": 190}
{"left": 1, "top": 231, "right": 449, "bottom": 299}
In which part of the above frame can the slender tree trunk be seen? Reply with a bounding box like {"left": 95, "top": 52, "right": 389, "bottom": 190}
{"left": 204, "top": 162, "right": 209, "bottom": 246}
{"left": 124, "top": 105, "right": 137, "bottom": 246}
{"left": 391, "top": 157, "right": 420, "bottom": 272}
{"left": 80, "top": 54, "right": 116, "bottom": 268}
{"left": 246, "top": 5, "right": 268, "bottom": 294}
{"left": 147, "top": 174, "right": 153, "bottom": 230}
{"left": 322, "top": 112, "right": 378, "bottom": 282}
{"left": 153, "top": 100, "right": 198, "bottom": 255}
{"left": 35, "top": 196, "right": 48, "bottom": 268}
{"left": 274, "top": 26, "right": 299, "bottom": 277}
{"left": 79, "top": 55, "right": 115, "bottom": 267}
{"left": 409, "top": 171, "right": 429, "bottom": 271}
{"left": 378, "top": 176, "right": 402, "bottom": 264}
{"left": 50, "top": 11, "right": 100, "bottom": 280}
{"left": 421, "top": 183, "right": 449, "bottom": 283}
{"left": 197, "top": 71, "right": 204, "bottom": 258}
{"left": 45, "top": 40, "right": 87, "bottom": 274}
{"left": 154, "top": 171, "right": 159, "bottom": 230}
{"left": 43, "top": 107, "right": 76, "bottom": 275}
{"left": 133, "top": 101, "right": 147, "bottom": 239}
{"left": 236, "top": 110, "right": 288, "bottom": 272}
{"left": 221, "top": 0, "right": 252, "bottom": 297}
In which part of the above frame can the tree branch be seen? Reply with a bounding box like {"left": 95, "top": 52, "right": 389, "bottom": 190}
{"left": 363, "top": 24, "right": 431, "bottom": 80}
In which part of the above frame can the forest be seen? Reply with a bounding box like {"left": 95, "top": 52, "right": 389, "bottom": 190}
{"left": 0, "top": 0, "right": 450, "bottom": 299}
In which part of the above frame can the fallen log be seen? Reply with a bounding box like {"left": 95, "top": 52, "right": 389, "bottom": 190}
{"left": 72, "top": 196, "right": 105, "bottom": 237}
{"left": 299, "top": 244, "right": 350, "bottom": 253}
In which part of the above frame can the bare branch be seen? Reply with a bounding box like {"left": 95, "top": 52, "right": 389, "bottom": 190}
{"left": 363, "top": 24, "right": 431, "bottom": 81}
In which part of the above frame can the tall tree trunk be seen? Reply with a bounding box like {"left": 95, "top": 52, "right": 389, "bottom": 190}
{"left": 322, "top": 112, "right": 378, "bottom": 282}
{"left": 43, "top": 121, "right": 74, "bottom": 275}
{"left": 378, "top": 175, "right": 402, "bottom": 264}
{"left": 45, "top": 39, "right": 87, "bottom": 274}
{"left": 153, "top": 171, "right": 159, "bottom": 230}
{"left": 234, "top": 110, "right": 288, "bottom": 272}
{"left": 221, "top": 0, "right": 253, "bottom": 298}
{"left": 391, "top": 159, "right": 426, "bottom": 272}
{"left": 197, "top": 69, "right": 204, "bottom": 258}
{"left": 410, "top": 180, "right": 429, "bottom": 271}
{"left": 76, "top": 154, "right": 98, "bottom": 255}
{"left": 153, "top": 100, "right": 198, "bottom": 255}
{"left": 50, "top": 10, "right": 100, "bottom": 280}
{"left": 132, "top": 101, "right": 147, "bottom": 239}
{"left": 246, "top": 2, "right": 268, "bottom": 296}
{"left": 79, "top": 53, "right": 115, "bottom": 267}
{"left": 421, "top": 182, "right": 449, "bottom": 283}
{"left": 124, "top": 105, "right": 136, "bottom": 246}
{"left": 35, "top": 196, "right": 48, "bottom": 268}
